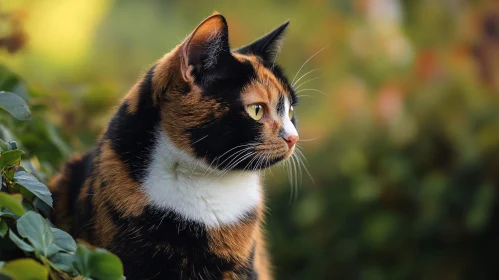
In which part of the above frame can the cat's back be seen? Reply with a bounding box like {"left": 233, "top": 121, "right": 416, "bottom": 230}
{"left": 49, "top": 151, "right": 95, "bottom": 236}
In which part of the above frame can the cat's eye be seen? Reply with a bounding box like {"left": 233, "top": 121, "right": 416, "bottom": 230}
{"left": 247, "top": 104, "right": 264, "bottom": 120}
{"left": 288, "top": 106, "right": 294, "bottom": 119}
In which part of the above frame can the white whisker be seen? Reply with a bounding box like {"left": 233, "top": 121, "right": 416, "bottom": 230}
{"left": 191, "top": 135, "right": 209, "bottom": 145}
{"left": 294, "top": 76, "right": 322, "bottom": 90}
{"left": 295, "top": 88, "right": 326, "bottom": 96}
{"left": 291, "top": 46, "right": 327, "bottom": 85}
{"left": 295, "top": 147, "right": 314, "bottom": 183}
{"left": 286, "top": 158, "right": 294, "bottom": 204}
{"left": 292, "top": 68, "right": 319, "bottom": 87}
{"left": 299, "top": 137, "right": 319, "bottom": 142}
{"left": 291, "top": 154, "right": 298, "bottom": 202}
{"left": 216, "top": 151, "right": 256, "bottom": 180}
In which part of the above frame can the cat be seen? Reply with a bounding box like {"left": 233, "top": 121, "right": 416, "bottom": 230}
{"left": 50, "top": 13, "right": 299, "bottom": 280}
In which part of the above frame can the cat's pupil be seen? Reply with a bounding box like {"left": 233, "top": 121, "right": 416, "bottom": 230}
{"left": 255, "top": 106, "right": 260, "bottom": 115}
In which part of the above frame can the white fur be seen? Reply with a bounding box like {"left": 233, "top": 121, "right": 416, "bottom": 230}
{"left": 143, "top": 130, "right": 261, "bottom": 228}
{"left": 282, "top": 97, "right": 299, "bottom": 139}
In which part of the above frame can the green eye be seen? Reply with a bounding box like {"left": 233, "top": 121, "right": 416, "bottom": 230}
{"left": 289, "top": 106, "right": 294, "bottom": 119}
{"left": 247, "top": 104, "right": 264, "bottom": 120}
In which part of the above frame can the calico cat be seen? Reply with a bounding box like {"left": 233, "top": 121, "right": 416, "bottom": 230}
{"left": 50, "top": 13, "right": 299, "bottom": 280}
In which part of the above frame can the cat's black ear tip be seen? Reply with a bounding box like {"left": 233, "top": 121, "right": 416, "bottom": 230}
{"left": 272, "top": 20, "right": 290, "bottom": 38}
{"left": 279, "top": 20, "right": 290, "bottom": 31}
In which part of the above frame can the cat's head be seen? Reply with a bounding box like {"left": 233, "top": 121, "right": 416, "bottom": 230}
{"left": 150, "top": 13, "right": 298, "bottom": 171}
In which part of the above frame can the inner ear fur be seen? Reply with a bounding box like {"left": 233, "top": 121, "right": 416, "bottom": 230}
{"left": 180, "top": 14, "right": 231, "bottom": 82}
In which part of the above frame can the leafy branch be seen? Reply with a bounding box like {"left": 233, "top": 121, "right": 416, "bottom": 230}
{"left": 0, "top": 85, "right": 124, "bottom": 279}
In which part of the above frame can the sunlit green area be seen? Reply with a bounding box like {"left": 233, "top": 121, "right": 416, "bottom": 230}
{"left": 2, "top": 0, "right": 499, "bottom": 279}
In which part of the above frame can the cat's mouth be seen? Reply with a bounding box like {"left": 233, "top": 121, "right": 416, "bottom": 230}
{"left": 209, "top": 141, "right": 295, "bottom": 172}
{"left": 249, "top": 142, "right": 294, "bottom": 169}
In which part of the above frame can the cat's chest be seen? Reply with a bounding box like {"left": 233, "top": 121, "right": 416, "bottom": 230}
{"left": 143, "top": 165, "right": 262, "bottom": 227}
{"left": 142, "top": 132, "right": 263, "bottom": 228}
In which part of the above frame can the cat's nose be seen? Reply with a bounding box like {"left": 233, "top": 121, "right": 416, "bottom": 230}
{"left": 284, "top": 135, "right": 299, "bottom": 149}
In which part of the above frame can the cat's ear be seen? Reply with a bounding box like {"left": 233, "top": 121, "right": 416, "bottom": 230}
{"left": 236, "top": 21, "right": 289, "bottom": 62}
{"left": 180, "top": 13, "right": 232, "bottom": 82}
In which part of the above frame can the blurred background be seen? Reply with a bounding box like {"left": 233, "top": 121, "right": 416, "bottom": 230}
{"left": 2, "top": 0, "right": 499, "bottom": 279}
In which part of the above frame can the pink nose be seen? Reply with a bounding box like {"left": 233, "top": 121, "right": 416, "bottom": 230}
{"left": 285, "top": 135, "right": 299, "bottom": 149}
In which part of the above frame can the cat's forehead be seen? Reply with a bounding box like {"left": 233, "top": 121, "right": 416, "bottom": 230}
{"left": 232, "top": 53, "right": 293, "bottom": 107}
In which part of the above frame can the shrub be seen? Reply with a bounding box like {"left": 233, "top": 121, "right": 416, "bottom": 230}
{"left": 0, "top": 68, "right": 124, "bottom": 280}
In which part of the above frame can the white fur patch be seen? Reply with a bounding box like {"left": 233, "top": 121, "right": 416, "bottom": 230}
{"left": 281, "top": 97, "right": 298, "bottom": 139}
{"left": 142, "top": 130, "right": 261, "bottom": 228}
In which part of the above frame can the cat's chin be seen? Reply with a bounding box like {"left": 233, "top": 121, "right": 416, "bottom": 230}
{"left": 251, "top": 146, "right": 296, "bottom": 170}
{"left": 250, "top": 152, "right": 294, "bottom": 170}
{"left": 219, "top": 154, "right": 285, "bottom": 171}
{"left": 208, "top": 145, "right": 295, "bottom": 172}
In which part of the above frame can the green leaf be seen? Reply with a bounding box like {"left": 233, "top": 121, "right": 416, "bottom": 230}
{"left": 0, "top": 91, "right": 31, "bottom": 120}
{"left": 4, "top": 169, "right": 17, "bottom": 184}
{"left": 52, "top": 228, "right": 76, "bottom": 253}
{"left": 88, "top": 249, "right": 124, "bottom": 280}
{"left": 14, "top": 171, "right": 53, "bottom": 208}
{"left": 0, "top": 140, "right": 8, "bottom": 152}
{"left": 73, "top": 244, "right": 90, "bottom": 277}
{"left": 0, "top": 220, "right": 7, "bottom": 238}
{"left": 0, "top": 193, "right": 25, "bottom": 216}
{"left": 0, "top": 259, "right": 48, "bottom": 280}
{"left": 33, "top": 198, "right": 51, "bottom": 217}
{"left": 0, "top": 150, "right": 23, "bottom": 170}
{"left": 73, "top": 244, "right": 124, "bottom": 279}
{"left": 8, "top": 231, "right": 34, "bottom": 252}
{"left": 49, "top": 252, "right": 74, "bottom": 273}
{"left": 0, "top": 209, "right": 15, "bottom": 219}
{"left": 46, "top": 243, "right": 61, "bottom": 256}
{"left": 10, "top": 83, "right": 28, "bottom": 101}
{"left": 16, "top": 212, "right": 54, "bottom": 256}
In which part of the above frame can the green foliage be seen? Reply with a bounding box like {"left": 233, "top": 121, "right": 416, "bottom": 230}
{"left": 0, "top": 69, "right": 124, "bottom": 280}
{"left": 3, "top": 2, "right": 499, "bottom": 279}
{"left": 15, "top": 171, "right": 53, "bottom": 208}
{"left": 0, "top": 193, "right": 25, "bottom": 217}
{"left": 0, "top": 92, "right": 30, "bottom": 121}
{"left": 1, "top": 259, "right": 49, "bottom": 280}
{"left": 74, "top": 245, "right": 124, "bottom": 280}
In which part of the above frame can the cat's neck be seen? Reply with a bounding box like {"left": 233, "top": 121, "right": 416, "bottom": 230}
{"left": 142, "top": 130, "right": 262, "bottom": 228}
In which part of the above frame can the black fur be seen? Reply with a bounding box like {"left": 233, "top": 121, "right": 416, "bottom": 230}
{"left": 103, "top": 66, "right": 160, "bottom": 183}
{"left": 236, "top": 21, "right": 290, "bottom": 63}
{"left": 105, "top": 203, "right": 257, "bottom": 280}
{"left": 67, "top": 152, "right": 94, "bottom": 217}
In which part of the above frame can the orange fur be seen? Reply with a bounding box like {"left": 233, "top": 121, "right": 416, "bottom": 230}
{"left": 92, "top": 202, "right": 117, "bottom": 248}
{"left": 95, "top": 141, "right": 148, "bottom": 217}
{"left": 123, "top": 81, "right": 142, "bottom": 114}
{"left": 208, "top": 208, "right": 262, "bottom": 262}
{"left": 254, "top": 226, "right": 272, "bottom": 280}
